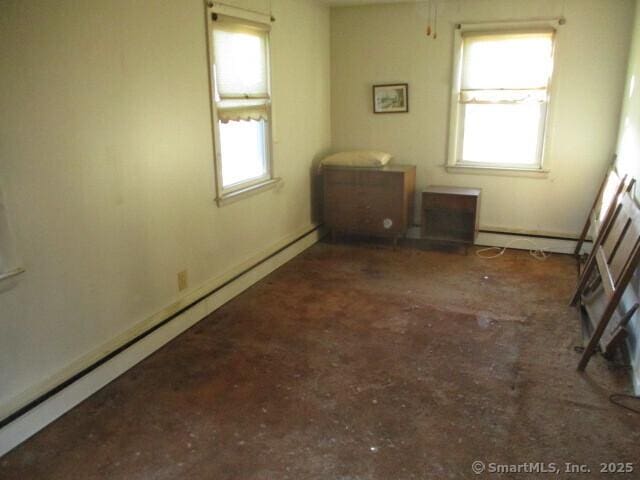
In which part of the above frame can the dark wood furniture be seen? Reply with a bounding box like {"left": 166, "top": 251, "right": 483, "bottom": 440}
{"left": 574, "top": 158, "right": 633, "bottom": 258}
{"left": 421, "top": 186, "right": 481, "bottom": 247}
{"left": 323, "top": 165, "right": 416, "bottom": 244}
{"left": 570, "top": 191, "right": 640, "bottom": 371}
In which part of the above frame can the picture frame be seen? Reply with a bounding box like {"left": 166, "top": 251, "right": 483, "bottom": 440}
{"left": 373, "top": 83, "right": 409, "bottom": 114}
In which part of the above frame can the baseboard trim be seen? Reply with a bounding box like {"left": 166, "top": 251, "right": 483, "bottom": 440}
{"left": 0, "top": 225, "right": 324, "bottom": 457}
{"left": 406, "top": 226, "right": 587, "bottom": 255}
{"left": 475, "top": 231, "right": 580, "bottom": 255}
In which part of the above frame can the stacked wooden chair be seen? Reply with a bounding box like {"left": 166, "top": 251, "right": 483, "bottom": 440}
{"left": 573, "top": 159, "right": 633, "bottom": 258}
{"left": 570, "top": 162, "right": 640, "bottom": 371}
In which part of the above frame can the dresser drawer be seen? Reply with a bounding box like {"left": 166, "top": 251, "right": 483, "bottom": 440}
{"left": 357, "top": 171, "right": 396, "bottom": 188}
{"left": 324, "top": 168, "right": 399, "bottom": 188}
{"left": 357, "top": 210, "right": 403, "bottom": 234}
{"left": 324, "top": 168, "right": 359, "bottom": 186}
{"left": 322, "top": 165, "right": 416, "bottom": 240}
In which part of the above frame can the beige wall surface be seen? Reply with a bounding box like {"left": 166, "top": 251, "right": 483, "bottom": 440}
{"left": 614, "top": 2, "right": 640, "bottom": 392}
{"left": 0, "top": 0, "right": 330, "bottom": 416}
{"left": 617, "top": 5, "right": 640, "bottom": 185}
{"left": 331, "top": 0, "right": 634, "bottom": 237}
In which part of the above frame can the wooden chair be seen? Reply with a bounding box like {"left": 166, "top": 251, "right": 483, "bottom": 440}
{"left": 573, "top": 160, "right": 633, "bottom": 258}
{"left": 572, "top": 191, "right": 640, "bottom": 371}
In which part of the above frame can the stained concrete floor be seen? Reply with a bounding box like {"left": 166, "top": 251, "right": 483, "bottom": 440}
{"left": 1, "top": 241, "right": 639, "bottom": 479}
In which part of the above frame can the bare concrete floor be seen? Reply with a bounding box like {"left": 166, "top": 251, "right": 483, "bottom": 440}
{"left": 1, "top": 242, "right": 639, "bottom": 479}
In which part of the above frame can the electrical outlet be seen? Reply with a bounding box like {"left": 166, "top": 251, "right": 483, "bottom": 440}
{"left": 177, "top": 270, "right": 188, "bottom": 291}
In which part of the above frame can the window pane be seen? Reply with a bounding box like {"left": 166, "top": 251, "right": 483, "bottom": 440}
{"left": 219, "top": 119, "right": 268, "bottom": 187}
{"left": 461, "top": 103, "right": 543, "bottom": 165}
{"left": 462, "top": 32, "right": 554, "bottom": 90}
{"left": 213, "top": 27, "right": 268, "bottom": 98}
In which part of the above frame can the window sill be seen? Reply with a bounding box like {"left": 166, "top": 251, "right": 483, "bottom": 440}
{"left": 216, "top": 177, "right": 282, "bottom": 207}
{"left": 0, "top": 267, "right": 25, "bottom": 283}
{"left": 444, "top": 164, "right": 549, "bottom": 179}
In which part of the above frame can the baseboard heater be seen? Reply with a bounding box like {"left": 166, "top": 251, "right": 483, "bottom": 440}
{"left": 0, "top": 225, "right": 322, "bottom": 431}
{"left": 479, "top": 228, "right": 588, "bottom": 243}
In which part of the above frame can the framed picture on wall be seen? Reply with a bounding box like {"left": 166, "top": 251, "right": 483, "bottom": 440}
{"left": 373, "top": 83, "right": 409, "bottom": 114}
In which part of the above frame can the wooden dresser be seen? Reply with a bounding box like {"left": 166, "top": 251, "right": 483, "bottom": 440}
{"left": 323, "top": 165, "right": 416, "bottom": 244}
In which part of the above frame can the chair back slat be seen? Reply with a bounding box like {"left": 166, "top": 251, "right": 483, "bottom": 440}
{"left": 573, "top": 158, "right": 627, "bottom": 257}
{"left": 596, "top": 170, "right": 626, "bottom": 223}
{"left": 594, "top": 249, "right": 615, "bottom": 299}
{"left": 604, "top": 195, "right": 640, "bottom": 286}
{"left": 577, "top": 189, "right": 640, "bottom": 371}
{"left": 600, "top": 202, "right": 627, "bottom": 258}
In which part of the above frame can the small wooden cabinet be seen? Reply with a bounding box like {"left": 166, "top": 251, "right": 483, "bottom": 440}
{"left": 323, "top": 165, "right": 416, "bottom": 243}
{"left": 421, "top": 186, "right": 481, "bottom": 246}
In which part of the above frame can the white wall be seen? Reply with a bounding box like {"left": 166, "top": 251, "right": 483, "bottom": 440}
{"left": 615, "top": 1, "right": 640, "bottom": 392}
{"left": 331, "top": 0, "right": 635, "bottom": 238}
{"left": 0, "top": 0, "right": 330, "bottom": 419}
{"left": 617, "top": 6, "right": 640, "bottom": 184}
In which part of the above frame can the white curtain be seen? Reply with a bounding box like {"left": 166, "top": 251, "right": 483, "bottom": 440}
{"left": 461, "top": 31, "right": 554, "bottom": 91}
{"left": 213, "top": 21, "right": 270, "bottom": 123}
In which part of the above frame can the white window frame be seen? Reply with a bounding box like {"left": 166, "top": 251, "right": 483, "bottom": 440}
{"left": 0, "top": 186, "right": 24, "bottom": 283}
{"left": 447, "top": 22, "right": 558, "bottom": 175}
{"left": 206, "top": 4, "right": 280, "bottom": 206}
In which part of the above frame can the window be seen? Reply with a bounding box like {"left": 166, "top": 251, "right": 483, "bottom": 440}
{"left": 448, "top": 28, "right": 556, "bottom": 171}
{"left": 0, "top": 185, "right": 23, "bottom": 282}
{"left": 207, "top": 10, "right": 277, "bottom": 203}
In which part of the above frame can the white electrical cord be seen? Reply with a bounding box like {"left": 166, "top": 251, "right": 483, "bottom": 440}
{"left": 475, "top": 238, "right": 550, "bottom": 260}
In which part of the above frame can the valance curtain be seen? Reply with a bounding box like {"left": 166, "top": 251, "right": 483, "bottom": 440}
{"left": 213, "top": 19, "right": 270, "bottom": 123}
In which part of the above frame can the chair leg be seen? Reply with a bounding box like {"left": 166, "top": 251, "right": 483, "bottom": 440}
{"left": 578, "top": 289, "right": 624, "bottom": 371}
{"left": 570, "top": 253, "right": 598, "bottom": 306}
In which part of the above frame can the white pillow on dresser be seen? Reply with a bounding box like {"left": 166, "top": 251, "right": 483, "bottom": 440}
{"left": 321, "top": 150, "right": 392, "bottom": 168}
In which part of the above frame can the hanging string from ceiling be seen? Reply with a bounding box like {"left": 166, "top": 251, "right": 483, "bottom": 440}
{"left": 433, "top": 1, "right": 438, "bottom": 39}
{"left": 425, "top": 0, "right": 438, "bottom": 40}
